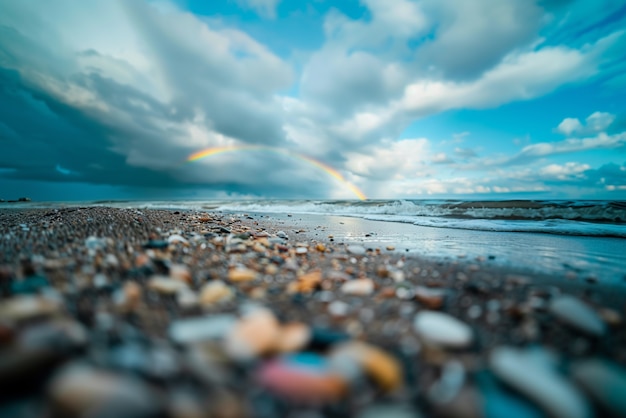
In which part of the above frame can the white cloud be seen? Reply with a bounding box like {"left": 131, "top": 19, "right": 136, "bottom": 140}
{"left": 557, "top": 118, "right": 583, "bottom": 136}
{"left": 557, "top": 111, "right": 616, "bottom": 136}
{"left": 345, "top": 138, "right": 430, "bottom": 180}
{"left": 400, "top": 44, "right": 597, "bottom": 115}
{"left": 431, "top": 153, "right": 453, "bottom": 164}
{"left": 539, "top": 162, "right": 591, "bottom": 179}
{"left": 517, "top": 130, "right": 626, "bottom": 159}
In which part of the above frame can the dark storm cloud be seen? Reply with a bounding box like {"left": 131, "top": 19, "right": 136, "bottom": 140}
{"left": 0, "top": 69, "right": 180, "bottom": 188}
{"left": 0, "top": 0, "right": 300, "bottom": 198}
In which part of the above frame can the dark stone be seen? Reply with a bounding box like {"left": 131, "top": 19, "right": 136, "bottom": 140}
{"left": 143, "top": 240, "right": 169, "bottom": 249}
{"left": 308, "top": 328, "right": 350, "bottom": 350}
{"left": 11, "top": 275, "right": 50, "bottom": 295}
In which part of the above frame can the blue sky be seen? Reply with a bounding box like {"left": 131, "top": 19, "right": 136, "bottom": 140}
{"left": 1, "top": 0, "right": 625, "bottom": 201}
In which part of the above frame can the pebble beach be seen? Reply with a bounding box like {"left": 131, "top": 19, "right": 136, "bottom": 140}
{"left": 1, "top": 206, "right": 626, "bottom": 418}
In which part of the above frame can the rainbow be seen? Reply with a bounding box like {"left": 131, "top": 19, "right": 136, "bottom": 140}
{"left": 187, "top": 145, "right": 367, "bottom": 200}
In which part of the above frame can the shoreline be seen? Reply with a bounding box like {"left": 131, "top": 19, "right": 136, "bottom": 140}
{"left": 1, "top": 207, "right": 625, "bottom": 417}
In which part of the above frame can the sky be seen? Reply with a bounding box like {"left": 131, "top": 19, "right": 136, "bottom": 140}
{"left": 1, "top": 0, "right": 625, "bottom": 201}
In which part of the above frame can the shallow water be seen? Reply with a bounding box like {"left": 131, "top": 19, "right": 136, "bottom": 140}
{"left": 264, "top": 213, "right": 626, "bottom": 285}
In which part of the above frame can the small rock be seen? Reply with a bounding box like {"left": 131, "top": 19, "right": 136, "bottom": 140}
{"left": 341, "top": 278, "right": 374, "bottom": 296}
{"left": 257, "top": 353, "right": 347, "bottom": 404}
{"left": 11, "top": 275, "right": 50, "bottom": 295}
{"left": 169, "top": 315, "right": 237, "bottom": 344}
{"left": 176, "top": 288, "right": 199, "bottom": 309}
{"left": 274, "top": 322, "right": 311, "bottom": 353}
{"left": 168, "top": 234, "right": 189, "bottom": 245}
{"left": 48, "top": 365, "right": 162, "bottom": 418}
{"left": 309, "top": 328, "right": 351, "bottom": 350}
{"left": 18, "top": 319, "right": 87, "bottom": 353}
{"left": 414, "top": 311, "right": 473, "bottom": 349}
{"left": 414, "top": 286, "right": 446, "bottom": 309}
{"left": 199, "top": 281, "right": 234, "bottom": 306}
{"left": 331, "top": 342, "right": 402, "bottom": 393}
{"left": 295, "top": 247, "right": 308, "bottom": 255}
{"left": 328, "top": 300, "right": 350, "bottom": 317}
{"left": 357, "top": 402, "right": 421, "bottom": 418}
{"left": 385, "top": 246, "right": 396, "bottom": 251}
{"left": 477, "top": 372, "right": 543, "bottom": 418}
{"left": 347, "top": 245, "right": 366, "bottom": 256}
{"left": 549, "top": 295, "right": 606, "bottom": 337}
{"left": 490, "top": 346, "right": 589, "bottom": 418}
{"left": 224, "top": 309, "right": 281, "bottom": 360}
{"left": 276, "top": 231, "right": 288, "bottom": 239}
{"left": 121, "top": 281, "right": 142, "bottom": 310}
{"left": 326, "top": 271, "right": 350, "bottom": 282}
{"left": 148, "top": 276, "right": 188, "bottom": 295}
{"left": 170, "top": 264, "right": 192, "bottom": 285}
{"left": 85, "top": 236, "right": 107, "bottom": 251}
{"left": 570, "top": 358, "right": 626, "bottom": 417}
{"left": 291, "top": 270, "right": 322, "bottom": 293}
{"left": 143, "top": 240, "right": 168, "bottom": 249}
{"left": 227, "top": 267, "right": 258, "bottom": 283}
{"left": 0, "top": 296, "right": 61, "bottom": 323}
{"left": 598, "top": 307, "right": 623, "bottom": 327}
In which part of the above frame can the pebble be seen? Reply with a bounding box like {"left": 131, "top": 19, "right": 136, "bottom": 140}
{"left": 18, "top": 319, "right": 87, "bottom": 352}
{"left": 169, "top": 315, "right": 237, "bottom": 344}
{"left": 357, "top": 403, "right": 422, "bottom": 418}
{"left": 199, "top": 280, "right": 234, "bottom": 306}
{"left": 477, "top": 372, "right": 543, "bottom": 418}
{"left": 292, "top": 270, "right": 322, "bottom": 293}
{"left": 224, "top": 309, "right": 281, "bottom": 360}
{"left": 143, "top": 240, "right": 168, "bottom": 249}
{"left": 148, "top": 276, "right": 188, "bottom": 295}
{"left": 347, "top": 245, "right": 367, "bottom": 256}
{"left": 309, "top": 328, "right": 351, "bottom": 350}
{"left": 168, "top": 234, "right": 189, "bottom": 245}
{"left": 414, "top": 286, "right": 446, "bottom": 309}
{"left": 10, "top": 275, "right": 50, "bottom": 295}
{"left": 121, "top": 281, "right": 142, "bottom": 310}
{"left": 570, "top": 358, "right": 626, "bottom": 417}
{"left": 0, "top": 296, "right": 61, "bottom": 323}
{"left": 227, "top": 267, "right": 258, "bottom": 282}
{"left": 328, "top": 300, "right": 350, "bottom": 317}
{"left": 176, "top": 288, "right": 199, "bottom": 309}
{"left": 331, "top": 342, "right": 402, "bottom": 393}
{"left": 275, "top": 322, "right": 311, "bottom": 353}
{"left": 490, "top": 346, "right": 590, "bottom": 418}
{"left": 170, "top": 264, "right": 192, "bottom": 285}
{"left": 85, "top": 236, "right": 107, "bottom": 251}
{"left": 257, "top": 353, "right": 347, "bottom": 404}
{"left": 48, "top": 364, "right": 162, "bottom": 418}
{"left": 414, "top": 311, "right": 473, "bottom": 349}
{"left": 341, "top": 278, "right": 374, "bottom": 296}
{"left": 549, "top": 295, "right": 606, "bottom": 337}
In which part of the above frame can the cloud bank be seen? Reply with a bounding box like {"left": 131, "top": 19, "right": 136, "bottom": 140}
{"left": 0, "top": 0, "right": 625, "bottom": 199}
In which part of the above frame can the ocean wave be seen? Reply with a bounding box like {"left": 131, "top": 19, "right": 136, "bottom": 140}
{"left": 213, "top": 199, "right": 626, "bottom": 237}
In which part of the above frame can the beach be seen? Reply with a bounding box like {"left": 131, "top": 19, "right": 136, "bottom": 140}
{"left": 1, "top": 206, "right": 625, "bottom": 417}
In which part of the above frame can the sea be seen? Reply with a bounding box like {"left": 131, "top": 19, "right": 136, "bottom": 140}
{"left": 4, "top": 199, "right": 626, "bottom": 284}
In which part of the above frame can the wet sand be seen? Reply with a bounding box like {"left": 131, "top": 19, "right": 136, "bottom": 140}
{"left": 1, "top": 207, "right": 625, "bottom": 417}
